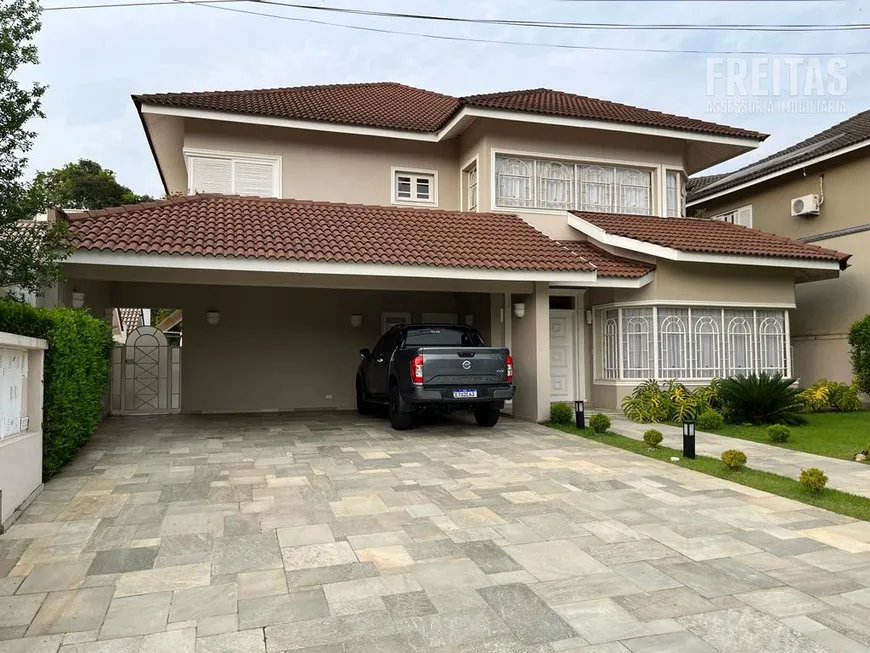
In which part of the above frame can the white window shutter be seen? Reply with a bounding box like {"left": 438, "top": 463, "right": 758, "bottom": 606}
{"left": 736, "top": 205, "right": 752, "bottom": 227}
{"left": 234, "top": 160, "right": 276, "bottom": 197}
{"left": 188, "top": 157, "right": 232, "bottom": 195}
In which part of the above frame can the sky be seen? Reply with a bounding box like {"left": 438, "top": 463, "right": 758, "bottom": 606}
{"left": 28, "top": 0, "right": 870, "bottom": 197}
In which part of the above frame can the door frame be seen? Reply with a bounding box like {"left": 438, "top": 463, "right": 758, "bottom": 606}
{"left": 550, "top": 289, "right": 587, "bottom": 401}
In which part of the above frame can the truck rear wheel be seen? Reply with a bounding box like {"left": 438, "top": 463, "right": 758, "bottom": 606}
{"left": 474, "top": 404, "right": 501, "bottom": 427}
{"left": 388, "top": 384, "right": 414, "bottom": 431}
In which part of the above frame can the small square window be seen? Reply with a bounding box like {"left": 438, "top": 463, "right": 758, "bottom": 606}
{"left": 393, "top": 170, "right": 436, "bottom": 205}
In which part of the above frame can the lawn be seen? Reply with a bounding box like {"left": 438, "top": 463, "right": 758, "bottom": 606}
{"left": 547, "top": 422, "right": 870, "bottom": 522}
{"left": 708, "top": 411, "right": 870, "bottom": 461}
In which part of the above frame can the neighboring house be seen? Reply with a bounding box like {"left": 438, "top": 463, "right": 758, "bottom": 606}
{"left": 56, "top": 83, "right": 849, "bottom": 420}
{"left": 688, "top": 110, "right": 870, "bottom": 385}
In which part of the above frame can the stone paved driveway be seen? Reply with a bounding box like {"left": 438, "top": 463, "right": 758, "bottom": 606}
{"left": 1, "top": 413, "right": 870, "bottom": 653}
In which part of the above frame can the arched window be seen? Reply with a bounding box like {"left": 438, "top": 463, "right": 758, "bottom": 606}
{"left": 616, "top": 168, "right": 652, "bottom": 215}
{"left": 726, "top": 316, "right": 754, "bottom": 375}
{"left": 659, "top": 313, "right": 688, "bottom": 377}
{"left": 758, "top": 316, "right": 785, "bottom": 374}
{"left": 495, "top": 157, "right": 533, "bottom": 207}
{"left": 537, "top": 162, "right": 573, "bottom": 209}
{"left": 622, "top": 310, "right": 652, "bottom": 378}
{"left": 693, "top": 315, "right": 721, "bottom": 378}
{"left": 579, "top": 166, "right": 613, "bottom": 212}
{"left": 603, "top": 314, "right": 619, "bottom": 379}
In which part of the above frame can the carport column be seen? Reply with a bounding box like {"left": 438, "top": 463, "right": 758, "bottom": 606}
{"left": 510, "top": 282, "right": 550, "bottom": 422}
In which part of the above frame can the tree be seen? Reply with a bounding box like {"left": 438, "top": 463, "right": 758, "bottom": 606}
{"left": 848, "top": 315, "right": 870, "bottom": 394}
{"left": 31, "top": 159, "right": 154, "bottom": 211}
{"left": 0, "top": 0, "right": 69, "bottom": 297}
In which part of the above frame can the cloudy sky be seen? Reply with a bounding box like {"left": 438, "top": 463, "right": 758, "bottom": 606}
{"left": 29, "top": 0, "right": 870, "bottom": 196}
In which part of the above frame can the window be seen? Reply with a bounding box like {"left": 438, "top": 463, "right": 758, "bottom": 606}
{"left": 597, "top": 305, "right": 789, "bottom": 381}
{"left": 666, "top": 170, "right": 685, "bottom": 217}
{"left": 713, "top": 205, "right": 752, "bottom": 227}
{"left": 465, "top": 164, "right": 478, "bottom": 211}
{"left": 403, "top": 327, "right": 483, "bottom": 347}
{"left": 185, "top": 150, "right": 280, "bottom": 197}
{"left": 494, "top": 154, "right": 652, "bottom": 215}
{"left": 393, "top": 169, "right": 436, "bottom": 205}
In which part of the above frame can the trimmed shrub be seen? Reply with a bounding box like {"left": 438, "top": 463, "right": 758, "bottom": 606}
{"left": 849, "top": 315, "right": 870, "bottom": 394}
{"left": 589, "top": 413, "right": 611, "bottom": 434}
{"left": 767, "top": 424, "right": 791, "bottom": 443}
{"left": 643, "top": 429, "right": 663, "bottom": 448}
{"left": 0, "top": 301, "right": 114, "bottom": 478}
{"left": 721, "top": 449, "right": 747, "bottom": 471}
{"left": 549, "top": 401, "right": 573, "bottom": 425}
{"left": 697, "top": 409, "right": 724, "bottom": 430}
{"left": 800, "top": 467, "right": 828, "bottom": 493}
{"left": 718, "top": 373, "right": 806, "bottom": 425}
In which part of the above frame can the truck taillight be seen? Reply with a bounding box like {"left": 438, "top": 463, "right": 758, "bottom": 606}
{"left": 506, "top": 355, "right": 514, "bottom": 382}
{"left": 410, "top": 354, "right": 424, "bottom": 384}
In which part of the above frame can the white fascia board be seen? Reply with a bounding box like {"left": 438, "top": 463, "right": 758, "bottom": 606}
{"left": 566, "top": 213, "right": 841, "bottom": 271}
{"left": 687, "top": 138, "right": 870, "bottom": 207}
{"left": 592, "top": 272, "right": 655, "bottom": 288}
{"left": 140, "top": 103, "right": 763, "bottom": 150}
{"left": 140, "top": 104, "right": 440, "bottom": 143}
{"left": 67, "top": 250, "right": 599, "bottom": 284}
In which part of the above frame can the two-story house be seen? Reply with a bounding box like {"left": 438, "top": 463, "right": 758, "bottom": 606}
{"left": 688, "top": 110, "right": 870, "bottom": 386}
{"left": 58, "top": 82, "right": 849, "bottom": 421}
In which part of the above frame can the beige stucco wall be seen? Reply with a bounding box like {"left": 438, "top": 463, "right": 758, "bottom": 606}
{"left": 510, "top": 282, "right": 550, "bottom": 422}
{"left": 95, "top": 282, "right": 496, "bottom": 414}
{"left": 694, "top": 152, "right": 869, "bottom": 384}
{"left": 181, "top": 119, "right": 461, "bottom": 209}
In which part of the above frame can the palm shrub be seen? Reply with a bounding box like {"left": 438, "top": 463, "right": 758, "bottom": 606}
{"left": 718, "top": 373, "right": 806, "bottom": 425}
{"left": 798, "top": 378, "right": 862, "bottom": 413}
{"left": 549, "top": 402, "right": 573, "bottom": 425}
{"left": 621, "top": 378, "right": 719, "bottom": 424}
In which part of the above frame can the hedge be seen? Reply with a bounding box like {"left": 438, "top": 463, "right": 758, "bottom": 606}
{"left": 0, "top": 301, "right": 114, "bottom": 477}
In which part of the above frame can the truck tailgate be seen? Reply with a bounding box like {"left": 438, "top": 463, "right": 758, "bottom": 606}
{"left": 419, "top": 347, "right": 510, "bottom": 385}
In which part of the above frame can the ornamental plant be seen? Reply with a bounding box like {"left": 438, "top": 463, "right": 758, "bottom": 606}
{"left": 697, "top": 409, "right": 724, "bottom": 430}
{"left": 767, "top": 424, "right": 791, "bottom": 443}
{"left": 643, "top": 429, "right": 663, "bottom": 448}
{"left": 849, "top": 315, "right": 870, "bottom": 394}
{"left": 721, "top": 449, "right": 747, "bottom": 471}
{"left": 718, "top": 373, "right": 806, "bottom": 425}
{"left": 549, "top": 401, "right": 573, "bottom": 425}
{"left": 589, "top": 413, "right": 611, "bottom": 434}
{"left": 800, "top": 468, "right": 828, "bottom": 493}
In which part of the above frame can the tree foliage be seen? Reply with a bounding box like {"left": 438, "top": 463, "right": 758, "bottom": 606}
{"left": 31, "top": 159, "right": 154, "bottom": 211}
{"left": 1, "top": 0, "right": 69, "bottom": 296}
{"left": 849, "top": 315, "right": 870, "bottom": 394}
{"left": 718, "top": 373, "right": 806, "bottom": 426}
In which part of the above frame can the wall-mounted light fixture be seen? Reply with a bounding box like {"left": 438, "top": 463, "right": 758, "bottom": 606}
{"left": 464, "top": 314, "right": 474, "bottom": 326}
{"left": 586, "top": 310, "right": 593, "bottom": 325}
{"left": 206, "top": 310, "right": 221, "bottom": 326}
{"left": 350, "top": 314, "right": 363, "bottom": 328}
{"left": 513, "top": 302, "right": 526, "bottom": 319}
{"left": 71, "top": 291, "right": 85, "bottom": 309}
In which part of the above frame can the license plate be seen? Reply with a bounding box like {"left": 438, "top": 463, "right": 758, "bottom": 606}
{"left": 453, "top": 389, "right": 478, "bottom": 399}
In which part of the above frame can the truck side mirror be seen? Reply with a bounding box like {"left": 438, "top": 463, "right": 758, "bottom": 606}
{"left": 359, "top": 348, "right": 371, "bottom": 359}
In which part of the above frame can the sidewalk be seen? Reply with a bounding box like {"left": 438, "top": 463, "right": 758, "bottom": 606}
{"left": 606, "top": 412, "right": 870, "bottom": 499}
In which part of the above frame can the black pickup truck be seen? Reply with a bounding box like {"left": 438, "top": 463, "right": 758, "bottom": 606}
{"left": 356, "top": 324, "right": 515, "bottom": 430}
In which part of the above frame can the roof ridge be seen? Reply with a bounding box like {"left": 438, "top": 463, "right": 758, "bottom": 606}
{"left": 135, "top": 81, "right": 455, "bottom": 101}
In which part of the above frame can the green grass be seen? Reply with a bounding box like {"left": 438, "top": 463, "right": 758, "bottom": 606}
{"left": 547, "top": 421, "right": 870, "bottom": 522}
{"left": 708, "top": 411, "right": 870, "bottom": 461}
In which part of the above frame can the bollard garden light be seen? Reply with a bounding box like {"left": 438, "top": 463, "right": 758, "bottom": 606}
{"left": 682, "top": 419, "right": 696, "bottom": 459}
{"left": 574, "top": 400, "right": 586, "bottom": 429}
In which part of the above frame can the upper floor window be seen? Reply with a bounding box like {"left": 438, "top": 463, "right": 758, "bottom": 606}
{"left": 185, "top": 149, "right": 280, "bottom": 197}
{"left": 393, "top": 168, "right": 436, "bottom": 205}
{"left": 465, "top": 164, "right": 478, "bottom": 212}
{"left": 713, "top": 205, "right": 752, "bottom": 227}
{"left": 494, "top": 154, "right": 652, "bottom": 215}
{"left": 665, "top": 170, "right": 685, "bottom": 217}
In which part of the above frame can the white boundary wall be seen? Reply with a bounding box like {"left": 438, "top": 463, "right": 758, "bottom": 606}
{"left": 0, "top": 331, "right": 47, "bottom": 533}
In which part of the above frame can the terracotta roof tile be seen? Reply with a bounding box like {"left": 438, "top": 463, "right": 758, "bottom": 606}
{"left": 558, "top": 240, "right": 654, "bottom": 278}
{"left": 572, "top": 211, "right": 850, "bottom": 266}
{"left": 134, "top": 82, "right": 764, "bottom": 140}
{"left": 66, "top": 195, "right": 596, "bottom": 273}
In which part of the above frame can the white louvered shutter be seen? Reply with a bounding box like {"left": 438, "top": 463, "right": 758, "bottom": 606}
{"left": 234, "top": 160, "right": 276, "bottom": 197}
{"left": 736, "top": 205, "right": 753, "bottom": 227}
{"left": 188, "top": 157, "right": 232, "bottom": 194}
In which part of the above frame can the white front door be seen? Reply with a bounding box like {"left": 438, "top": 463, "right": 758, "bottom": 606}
{"left": 549, "top": 310, "right": 575, "bottom": 403}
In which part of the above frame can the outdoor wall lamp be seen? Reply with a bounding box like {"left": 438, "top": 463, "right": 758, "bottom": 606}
{"left": 206, "top": 310, "right": 221, "bottom": 326}
{"left": 71, "top": 291, "right": 85, "bottom": 309}
{"left": 513, "top": 302, "right": 526, "bottom": 319}
{"left": 586, "top": 310, "right": 594, "bottom": 325}
{"left": 682, "top": 419, "right": 696, "bottom": 459}
{"left": 574, "top": 400, "right": 586, "bottom": 429}
{"left": 350, "top": 314, "right": 363, "bottom": 328}
{"left": 464, "top": 314, "right": 474, "bottom": 326}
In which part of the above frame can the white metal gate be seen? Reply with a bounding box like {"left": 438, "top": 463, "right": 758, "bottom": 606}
{"left": 111, "top": 326, "right": 181, "bottom": 415}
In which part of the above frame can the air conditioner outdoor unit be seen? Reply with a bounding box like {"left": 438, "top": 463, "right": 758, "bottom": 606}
{"left": 791, "top": 194, "right": 820, "bottom": 217}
